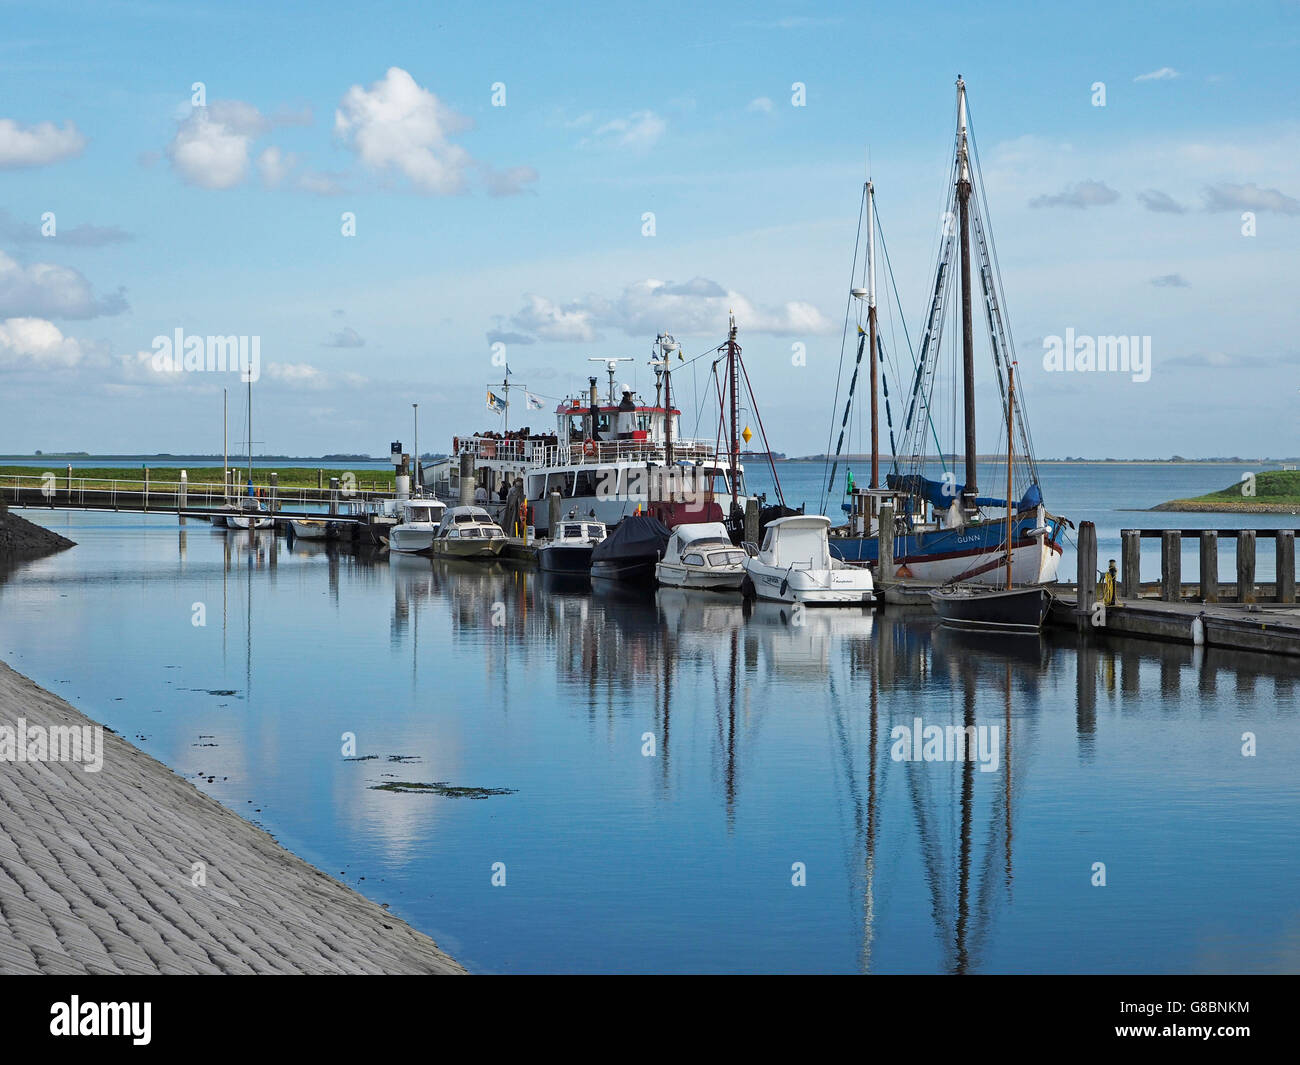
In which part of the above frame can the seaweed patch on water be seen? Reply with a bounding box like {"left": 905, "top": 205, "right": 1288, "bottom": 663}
{"left": 369, "top": 780, "right": 517, "bottom": 799}
{"left": 386, "top": 754, "right": 420, "bottom": 763}
{"left": 344, "top": 754, "right": 379, "bottom": 762}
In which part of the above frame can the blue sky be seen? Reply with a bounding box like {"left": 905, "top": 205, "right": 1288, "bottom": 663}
{"left": 1, "top": 0, "right": 1297, "bottom": 458}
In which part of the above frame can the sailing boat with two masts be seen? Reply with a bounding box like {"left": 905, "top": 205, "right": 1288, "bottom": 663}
{"left": 825, "top": 77, "right": 1069, "bottom": 588}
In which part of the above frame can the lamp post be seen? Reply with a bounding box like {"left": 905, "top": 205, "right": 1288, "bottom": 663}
{"left": 412, "top": 403, "right": 420, "bottom": 491}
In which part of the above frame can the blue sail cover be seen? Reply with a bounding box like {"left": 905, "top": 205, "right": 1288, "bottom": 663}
{"left": 885, "top": 474, "right": 1042, "bottom": 513}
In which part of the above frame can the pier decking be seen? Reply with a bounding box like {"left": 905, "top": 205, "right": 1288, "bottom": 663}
{"left": 0, "top": 661, "right": 463, "bottom": 974}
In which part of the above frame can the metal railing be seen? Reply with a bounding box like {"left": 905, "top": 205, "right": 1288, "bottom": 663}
{"left": 0, "top": 473, "right": 394, "bottom": 512}
{"left": 529, "top": 439, "right": 719, "bottom": 469}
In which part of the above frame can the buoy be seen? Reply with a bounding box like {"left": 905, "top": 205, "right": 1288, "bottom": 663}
{"left": 1191, "top": 615, "right": 1206, "bottom": 646}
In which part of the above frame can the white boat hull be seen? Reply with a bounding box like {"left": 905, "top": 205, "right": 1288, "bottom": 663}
{"left": 745, "top": 561, "right": 874, "bottom": 605}
{"left": 389, "top": 528, "right": 436, "bottom": 553}
{"left": 874, "top": 536, "right": 1062, "bottom": 586}
{"left": 655, "top": 562, "right": 745, "bottom": 590}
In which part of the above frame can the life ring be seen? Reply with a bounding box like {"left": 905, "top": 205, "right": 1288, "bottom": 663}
{"left": 582, "top": 439, "right": 597, "bottom": 458}
{"left": 453, "top": 436, "right": 459, "bottom": 454}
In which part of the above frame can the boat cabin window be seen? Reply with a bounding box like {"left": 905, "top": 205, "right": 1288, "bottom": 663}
{"left": 562, "top": 524, "right": 584, "bottom": 538}
{"left": 636, "top": 414, "right": 651, "bottom": 432}
{"left": 708, "top": 549, "right": 745, "bottom": 567}
{"left": 682, "top": 552, "right": 705, "bottom": 567}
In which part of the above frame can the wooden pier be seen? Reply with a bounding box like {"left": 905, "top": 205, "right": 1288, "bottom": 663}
{"left": 1053, "top": 521, "right": 1300, "bottom": 657}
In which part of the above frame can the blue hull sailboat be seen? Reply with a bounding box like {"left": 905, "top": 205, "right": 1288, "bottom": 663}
{"left": 823, "top": 77, "right": 1069, "bottom": 586}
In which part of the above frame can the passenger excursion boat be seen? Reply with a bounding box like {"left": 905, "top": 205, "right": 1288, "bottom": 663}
{"left": 388, "top": 498, "right": 448, "bottom": 554}
{"left": 424, "top": 332, "right": 764, "bottom": 538}
{"left": 743, "top": 515, "right": 874, "bottom": 606}
{"left": 655, "top": 522, "right": 747, "bottom": 590}
{"left": 430, "top": 505, "right": 506, "bottom": 559}
{"left": 821, "top": 77, "right": 1068, "bottom": 587}
{"left": 538, "top": 515, "right": 606, "bottom": 573}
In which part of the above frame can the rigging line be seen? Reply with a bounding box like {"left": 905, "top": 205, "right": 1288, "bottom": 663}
{"left": 821, "top": 184, "right": 868, "bottom": 516}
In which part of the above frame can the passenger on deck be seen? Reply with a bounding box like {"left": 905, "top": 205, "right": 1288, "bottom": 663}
{"left": 474, "top": 483, "right": 489, "bottom": 504}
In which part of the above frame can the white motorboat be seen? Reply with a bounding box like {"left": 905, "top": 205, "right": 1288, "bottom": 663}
{"left": 388, "top": 498, "right": 448, "bottom": 554}
{"left": 537, "top": 513, "right": 606, "bottom": 573}
{"left": 289, "top": 518, "right": 335, "bottom": 540}
{"left": 655, "top": 521, "right": 746, "bottom": 590}
{"left": 229, "top": 498, "right": 272, "bottom": 530}
{"left": 431, "top": 505, "right": 507, "bottom": 559}
{"left": 743, "top": 515, "right": 874, "bottom": 605}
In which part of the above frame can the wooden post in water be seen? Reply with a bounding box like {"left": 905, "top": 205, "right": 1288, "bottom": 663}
{"left": 143, "top": 467, "right": 150, "bottom": 512}
{"left": 179, "top": 470, "right": 188, "bottom": 512}
{"left": 317, "top": 468, "right": 323, "bottom": 491}
{"left": 1121, "top": 529, "right": 1140, "bottom": 599}
{"left": 1237, "top": 530, "right": 1256, "bottom": 604}
{"left": 878, "top": 502, "right": 894, "bottom": 592}
{"left": 1160, "top": 531, "right": 1181, "bottom": 602}
{"left": 744, "top": 498, "right": 759, "bottom": 545}
{"left": 1277, "top": 530, "right": 1296, "bottom": 605}
{"left": 66, "top": 464, "right": 72, "bottom": 499}
{"left": 1199, "top": 531, "right": 1218, "bottom": 603}
{"left": 268, "top": 472, "right": 278, "bottom": 514}
{"left": 548, "top": 490, "right": 561, "bottom": 537}
{"left": 1077, "top": 521, "right": 1097, "bottom": 632}
{"left": 328, "top": 477, "right": 340, "bottom": 517}
{"left": 458, "top": 453, "right": 475, "bottom": 506}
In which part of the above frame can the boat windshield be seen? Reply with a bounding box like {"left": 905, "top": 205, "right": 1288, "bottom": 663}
{"left": 707, "top": 549, "right": 745, "bottom": 567}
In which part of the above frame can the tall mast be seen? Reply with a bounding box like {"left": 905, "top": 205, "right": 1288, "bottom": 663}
{"left": 1005, "top": 362, "right": 1015, "bottom": 591}
{"left": 222, "top": 388, "right": 228, "bottom": 502}
{"left": 663, "top": 360, "right": 674, "bottom": 466}
{"left": 247, "top": 373, "right": 252, "bottom": 486}
{"left": 867, "top": 180, "right": 880, "bottom": 496}
{"left": 727, "top": 314, "right": 739, "bottom": 505}
{"left": 956, "top": 76, "right": 978, "bottom": 516}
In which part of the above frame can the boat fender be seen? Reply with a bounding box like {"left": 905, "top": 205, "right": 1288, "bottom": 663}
{"left": 1191, "top": 614, "right": 1206, "bottom": 647}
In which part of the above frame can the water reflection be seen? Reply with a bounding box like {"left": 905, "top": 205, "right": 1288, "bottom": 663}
{"left": 3, "top": 516, "right": 1299, "bottom": 973}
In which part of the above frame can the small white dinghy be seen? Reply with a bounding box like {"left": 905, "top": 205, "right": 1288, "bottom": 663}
{"left": 656, "top": 522, "right": 747, "bottom": 590}
{"left": 389, "top": 498, "right": 448, "bottom": 554}
{"left": 743, "top": 515, "right": 874, "bottom": 605}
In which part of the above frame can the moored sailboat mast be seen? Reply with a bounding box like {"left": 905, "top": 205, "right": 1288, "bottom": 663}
{"left": 956, "top": 76, "right": 979, "bottom": 517}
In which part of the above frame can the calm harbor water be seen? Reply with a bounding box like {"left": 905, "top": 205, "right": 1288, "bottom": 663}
{"left": 2, "top": 462, "right": 1297, "bottom": 973}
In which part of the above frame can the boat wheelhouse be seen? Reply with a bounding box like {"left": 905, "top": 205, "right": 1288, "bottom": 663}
{"left": 389, "top": 498, "right": 448, "bottom": 555}
{"left": 537, "top": 515, "right": 607, "bottom": 573}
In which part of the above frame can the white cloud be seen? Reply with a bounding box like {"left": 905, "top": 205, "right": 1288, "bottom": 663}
{"left": 482, "top": 164, "right": 539, "bottom": 197}
{"left": 1137, "top": 189, "right": 1187, "bottom": 214}
{"left": 1135, "top": 67, "right": 1180, "bottom": 82}
{"left": 0, "top": 249, "right": 127, "bottom": 318}
{"left": 0, "top": 118, "right": 86, "bottom": 168}
{"left": 1029, "top": 180, "right": 1120, "bottom": 209}
{"left": 324, "top": 325, "right": 365, "bottom": 348}
{"left": 257, "top": 145, "right": 297, "bottom": 187}
{"left": 1203, "top": 182, "right": 1299, "bottom": 214}
{"left": 587, "top": 110, "right": 666, "bottom": 152}
{"left": 335, "top": 67, "right": 474, "bottom": 195}
{"left": 167, "top": 101, "right": 269, "bottom": 189}
{"left": 508, "top": 277, "right": 833, "bottom": 342}
{"left": 0, "top": 317, "right": 85, "bottom": 367}
{"left": 265, "top": 361, "right": 325, "bottom": 387}
{"left": 747, "top": 97, "right": 775, "bottom": 114}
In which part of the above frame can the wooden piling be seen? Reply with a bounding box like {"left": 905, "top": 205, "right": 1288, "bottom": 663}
{"left": 878, "top": 502, "right": 894, "bottom": 588}
{"left": 548, "top": 490, "right": 561, "bottom": 536}
{"left": 1199, "top": 530, "right": 1218, "bottom": 603}
{"left": 1121, "top": 529, "right": 1140, "bottom": 599}
{"left": 744, "top": 498, "right": 759, "bottom": 545}
{"left": 1238, "top": 530, "right": 1256, "bottom": 604}
{"left": 268, "top": 472, "right": 278, "bottom": 514}
{"left": 179, "top": 470, "right": 188, "bottom": 512}
{"left": 1077, "top": 521, "right": 1097, "bottom": 631}
{"left": 328, "top": 477, "right": 340, "bottom": 517}
{"left": 1160, "top": 531, "right": 1181, "bottom": 602}
{"left": 1277, "top": 530, "right": 1296, "bottom": 605}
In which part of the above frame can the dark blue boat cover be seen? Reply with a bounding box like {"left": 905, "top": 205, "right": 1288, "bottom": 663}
{"left": 591, "top": 514, "right": 671, "bottom": 563}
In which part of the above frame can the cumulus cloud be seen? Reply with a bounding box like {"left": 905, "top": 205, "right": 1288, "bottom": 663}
{"left": 167, "top": 101, "right": 269, "bottom": 189}
{"left": 1202, "top": 182, "right": 1299, "bottom": 214}
{"left": 0, "top": 317, "right": 86, "bottom": 367}
{"left": 747, "top": 97, "right": 775, "bottom": 113}
{"left": 0, "top": 118, "right": 86, "bottom": 168}
{"left": 1137, "top": 189, "right": 1188, "bottom": 214}
{"left": 335, "top": 67, "right": 474, "bottom": 194}
{"left": 257, "top": 145, "right": 297, "bottom": 187}
{"left": 585, "top": 110, "right": 667, "bottom": 151}
{"left": 323, "top": 325, "right": 365, "bottom": 348}
{"left": 297, "top": 170, "right": 345, "bottom": 196}
{"left": 1135, "top": 67, "right": 1180, "bottom": 82}
{"left": 0, "top": 209, "right": 131, "bottom": 246}
{"left": 506, "top": 277, "right": 833, "bottom": 342}
{"left": 1151, "top": 273, "right": 1190, "bottom": 288}
{"left": 0, "top": 249, "right": 127, "bottom": 318}
{"left": 1029, "top": 180, "right": 1120, "bottom": 209}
